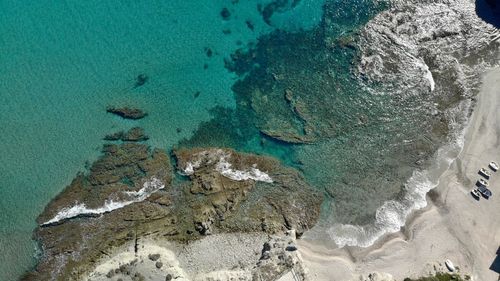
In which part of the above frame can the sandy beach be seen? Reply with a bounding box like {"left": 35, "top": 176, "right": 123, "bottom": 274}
{"left": 298, "top": 68, "right": 500, "bottom": 281}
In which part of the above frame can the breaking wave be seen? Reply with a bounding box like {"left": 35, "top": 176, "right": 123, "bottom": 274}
{"left": 42, "top": 177, "right": 164, "bottom": 226}
{"left": 328, "top": 102, "right": 470, "bottom": 247}
{"left": 180, "top": 149, "right": 273, "bottom": 183}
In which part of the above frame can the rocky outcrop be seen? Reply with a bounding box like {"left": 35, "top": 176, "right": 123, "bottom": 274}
{"left": 23, "top": 145, "right": 322, "bottom": 281}
{"left": 351, "top": 272, "right": 395, "bottom": 281}
{"left": 104, "top": 127, "right": 149, "bottom": 142}
{"left": 252, "top": 230, "right": 307, "bottom": 280}
{"left": 175, "top": 148, "right": 323, "bottom": 237}
{"left": 106, "top": 106, "right": 148, "bottom": 119}
{"left": 355, "top": 0, "right": 500, "bottom": 99}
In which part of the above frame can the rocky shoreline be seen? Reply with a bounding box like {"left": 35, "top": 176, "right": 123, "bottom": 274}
{"left": 23, "top": 144, "right": 322, "bottom": 281}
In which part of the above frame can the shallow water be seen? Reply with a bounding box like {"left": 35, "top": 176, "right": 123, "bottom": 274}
{"left": 0, "top": 0, "right": 478, "bottom": 279}
{"left": 0, "top": 1, "right": 327, "bottom": 279}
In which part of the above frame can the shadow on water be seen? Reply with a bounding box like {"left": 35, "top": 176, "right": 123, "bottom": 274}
{"left": 476, "top": 0, "right": 500, "bottom": 28}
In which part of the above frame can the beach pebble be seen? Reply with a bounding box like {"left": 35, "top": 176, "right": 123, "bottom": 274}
{"left": 148, "top": 253, "right": 161, "bottom": 261}
{"left": 106, "top": 269, "right": 115, "bottom": 278}
{"left": 132, "top": 272, "right": 145, "bottom": 281}
{"left": 166, "top": 274, "right": 173, "bottom": 281}
{"left": 156, "top": 261, "right": 163, "bottom": 269}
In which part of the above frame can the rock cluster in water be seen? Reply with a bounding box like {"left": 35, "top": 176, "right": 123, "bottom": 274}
{"left": 104, "top": 127, "right": 149, "bottom": 142}
{"left": 106, "top": 106, "right": 148, "bottom": 120}
{"left": 22, "top": 144, "right": 322, "bottom": 281}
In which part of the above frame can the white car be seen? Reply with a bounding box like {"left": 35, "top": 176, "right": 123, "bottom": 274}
{"left": 445, "top": 259, "right": 455, "bottom": 272}
{"left": 489, "top": 161, "right": 499, "bottom": 172}
{"left": 471, "top": 189, "right": 481, "bottom": 199}
{"left": 479, "top": 168, "right": 491, "bottom": 179}
{"left": 478, "top": 178, "right": 489, "bottom": 187}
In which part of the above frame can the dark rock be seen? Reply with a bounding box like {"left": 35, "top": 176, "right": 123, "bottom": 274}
{"left": 23, "top": 146, "right": 322, "bottom": 281}
{"left": 103, "top": 132, "right": 123, "bottom": 141}
{"left": 155, "top": 261, "right": 163, "bottom": 269}
{"left": 262, "top": 242, "right": 271, "bottom": 252}
{"left": 285, "top": 245, "right": 297, "bottom": 251}
{"left": 104, "top": 127, "right": 149, "bottom": 142}
{"left": 106, "top": 269, "right": 115, "bottom": 278}
{"left": 220, "top": 8, "right": 231, "bottom": 20}
{"left": 260, "top": 0, "right": 300, "bottom": 25}
{"left": 204, "top": 47, "right": 213, "bottom": 57}
{"left": 122, "top": 127, "right": 149, "bottom": 142}
{"left": 246, "top": 20, "right": 255, "bottom": 31}
{"left": 260, "top": 129, "right": 315, "bottom": 144}
{"left": 174, "top": 148, "right": 323, "bottom": 235}
{"left": 135, "top": 74, "right": 148, "bottom": 87}
{"left": 253, "top": 233, "right": 306, "bottom": 280}
{"left": 106, "top": 106, "right": 148, "bottom": 120}
{"left": 165, "top": 274, "right": 173, "bottom": 281}
{"left": 148, "top": 253, "right": 160, "bottom": 261}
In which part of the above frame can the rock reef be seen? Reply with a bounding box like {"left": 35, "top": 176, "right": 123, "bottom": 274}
{"left": 104, "top": 127, "right": 149, "bottom": 142}
{"left": 23, "top": 145, "right": 322, "bottom": 281}
{"left": 106, "top": 106, "right": 148, "bottom": 120}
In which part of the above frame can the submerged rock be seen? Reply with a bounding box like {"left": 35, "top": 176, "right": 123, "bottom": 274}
{"left": 23, "top": 145, "right": 322, "bottom": 281}
{"left": 135, "top": 74, "right": 148, "bottom": 87}
{"left": 220, "top": 7, "right": 231, "bottom": 20}
{"left": 106, "top": 106, "right": 148, "bottom": 120}
{"left": 104, "top": 127, "right": 149, "bottom": 142}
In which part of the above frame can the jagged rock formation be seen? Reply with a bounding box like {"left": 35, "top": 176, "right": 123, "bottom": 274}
{"left": 174, "top": 148, "right": 322, "bottom": 237}
{"left": 356, "top": 0, "right": 500, "bottom": 100}
{"left": 23, "top": 145, "right": 322, "bottom": 281}
{"left": 253, "top": 230, "right": 307, "bottom": 280}
{"left": 352, "top": 272, "right": 396, "bottom": 281}
{"left": 83, "top": 230, "right": 308, "bottom": 281}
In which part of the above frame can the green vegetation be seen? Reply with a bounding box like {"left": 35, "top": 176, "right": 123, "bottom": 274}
{"left": 404, "top": 273, "right": 471, "bottom": 281}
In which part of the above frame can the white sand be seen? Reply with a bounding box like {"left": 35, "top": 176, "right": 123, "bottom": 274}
{"left": 84, "top": 233, "right": 268, "bottom": 281}
{"left": 298, "top": 68, "right": 500, "bottom": 280}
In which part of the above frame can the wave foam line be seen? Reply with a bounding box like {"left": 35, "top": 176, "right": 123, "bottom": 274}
{"left": 180, "top": 150, "right": 273, "bottom": 183}
{"left": 42, "top": 177, "right": 164, "bottom": 226}
{"left": 328, "top": 101, "right": 470, "bottom": 248}
{"left": 215, "top": 157, "right": 273, "bottom": 183}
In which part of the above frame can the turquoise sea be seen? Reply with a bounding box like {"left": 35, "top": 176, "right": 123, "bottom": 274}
{"left": 0, "top": 0, "right": 470, "bottom": 280}
{"left": 0, "top": 1, "right": 326, "bottom": 279}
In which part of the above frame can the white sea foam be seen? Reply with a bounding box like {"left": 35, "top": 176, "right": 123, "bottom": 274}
{"left": 180, "top": 160, "right": 202, "bottom": 176}
{"left": 42, "top": 177, "right": 164, "bottom": 226}
{"left": 179, "top": 149, "right": 273, "bottom": 183}
{"left": 416, "top": 60, "right": 435, "bottom": 92}
{"left": 328, "top": 101, "right": 470, "bottom": 248}
{"left": 215, "top": 158, "right": 273, "bottom": 183}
